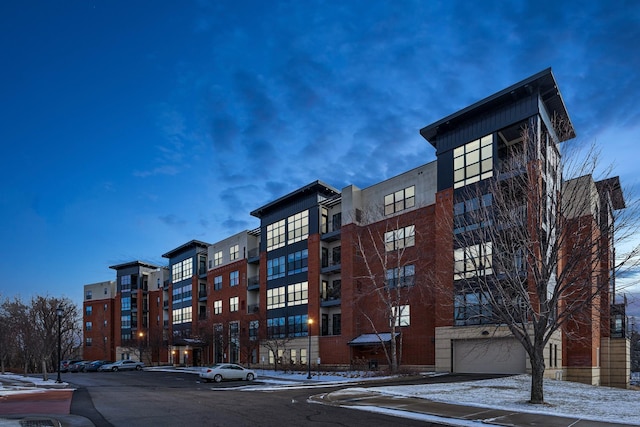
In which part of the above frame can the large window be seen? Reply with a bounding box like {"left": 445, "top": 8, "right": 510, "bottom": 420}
{"left": 172, "top": 306, "right": 192, "bottom": 325}
{"left": 454, "top": 193, "right": 493, "bottom": 234}
{"left": 230, "top": 270, "right": 239, "bottom": 287}
{"left": 453, "top": 134, "right": 493, "bottom": 189}
{"left": 121, "top": 296, "right": 131, "bottom": 311}
{"left": 287, "top": 210, "right": 309, "bottom": 243}
{"left": 386, "top": 264, "right": 415, "bottom": 288}
{"left": 267, "top": 287, "right": 286, "bottom": 309}
{"left": 454, "top": 242, "right": 493, "bottom": 280}
{"left": 172, "top": 258, "right": 193, "bottom": 282}
{"left": 267, "top": 317, "right": 286, "bottom": 338}
{"left": 287, "top": 282, "right": 308, "bottom": 306}
{"left": 267, "top": 256, "right": 286, "bottom": 280}
{"left": 287, "top": 314, "right": 309, "bottom": 337}
{"left": 214, "top": 251, "right": 223, "bottom": 266}
{"left": 391, "top": 305, "right": 410, "bottom": 327}
{"left": 266, "top": 219, "right": 286, "bottom": 251}
{"left": 287, "top": 249, "right": 308, "bottom": 274}
{"left": 454, "top": 291, "right": 493, "bottom": 325}
{"left": 121, "top": 315, "right": 131, "bottom": 328}
{"left": 385, "top": 185, "right": 415, "bottom": 215}
{"left": 384, "top": 225, "right": 415, "bottom": 251}
{"left": 121, "top": 275, "right": 131, "bottom": 292}
{"left": 230, "top": 244, "right": 239, "bottom": 261}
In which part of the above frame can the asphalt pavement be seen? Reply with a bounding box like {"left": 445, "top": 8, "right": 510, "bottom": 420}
{"left": 0, "top": 372, "right": 634, "bottom": 427}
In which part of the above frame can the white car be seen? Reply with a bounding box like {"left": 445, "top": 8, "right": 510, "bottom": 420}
{"left": 199, "top": 363, "right": 256, "bottom": 383}
{"left": 98, "top": 359, "right": 145, "bottom": 372}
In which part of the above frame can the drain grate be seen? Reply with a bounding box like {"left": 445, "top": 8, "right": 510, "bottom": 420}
{"left": 19, "top": 419, "right": 56, "bottom": 427}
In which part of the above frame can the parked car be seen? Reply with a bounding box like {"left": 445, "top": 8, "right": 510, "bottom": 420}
{"left": 69, "top": 360, "right": 90, "bottom": 373}
{"left": 199, "top": 363, "right": 256, "bottom": 383}
{"left": 84, "top": 360, "right": 111, "bottom": 372}
{"left": 59, "top": 359, "right": 82, "bottom": 373}
{"left": 98, "top": 360, "right": 145, "bottom": 372}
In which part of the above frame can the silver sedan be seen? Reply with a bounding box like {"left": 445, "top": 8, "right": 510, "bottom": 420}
{"left": 98, "top": 359, "right": 145, "bottom": 372}
{"left": 199, "top": 363, "right": 256, "bottom": 383}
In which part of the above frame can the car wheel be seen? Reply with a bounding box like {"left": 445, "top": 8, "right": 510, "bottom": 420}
{"left": 136, "top": 365, "right": 142, "bottom": 371}
{"left": 246, "top": 373, "right": 254, "bottom": 381}
{"left": 213, "top": 374, "right": 222, "bottom": 383}
{"left": 112, "top": 367, "right": 118, "bottom": 372}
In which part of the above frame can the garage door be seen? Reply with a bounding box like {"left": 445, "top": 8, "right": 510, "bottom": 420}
{"left": 453, "top": 338, "right": 526, "bottom": 374}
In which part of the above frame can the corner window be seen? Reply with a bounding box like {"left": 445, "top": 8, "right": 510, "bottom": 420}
{"left": 454, "top": 134, "right": 493, "bottom": 189}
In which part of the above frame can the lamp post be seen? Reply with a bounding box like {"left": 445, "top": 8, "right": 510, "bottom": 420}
{"left": 55, "top": 306, "right": 64, "bottom": 383}
{"left": 138, "top": 331, "right": 144, "bottom": 363}
{"left": 307, "top": 318, "right": 313, "bottom": 379}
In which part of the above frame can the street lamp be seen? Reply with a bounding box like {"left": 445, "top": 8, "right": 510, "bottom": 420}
{"left": 138, "top": 331, "right": 144, "bottom": 363}
{"left": 307, "top": 318, "right": 313, "bottom": 380}
{"left": 55, "top": 306, "right": 64, "bottom": 383}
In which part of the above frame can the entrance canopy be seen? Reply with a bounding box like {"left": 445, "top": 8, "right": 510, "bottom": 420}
{"left": 348, "top": 333, "right": 399, "bottom": 346}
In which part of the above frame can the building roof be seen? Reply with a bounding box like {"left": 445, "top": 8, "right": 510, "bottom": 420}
{"left": 250, "top": 180, "right": 340, "bottom": 218}
{"left": 161, "top": 239, "right": 211, "bottom": 259}
{"left": 108, "top": 260, "right": 162, "bottom": 271}
{"left": 596, "top": 176, "right": 626, "bottom": 210}
{"left": 420, "top": 68, "right": 575, "bottom": 146}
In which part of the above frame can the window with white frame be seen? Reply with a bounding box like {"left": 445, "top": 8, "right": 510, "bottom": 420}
{"left": 230, "top": 270, "right": 239, "bottom": 287}
{"left": 230, "top": 296, "right": 239, "bottom": 312}
{"left": 266, "top": 219, "right": 286, "bottom": 251}
{"left": 287, "top": 282, "right": 308, "bottom": 306}
{"left": 454, "top": 242, "right": 493, "bottom": 280}
{"left": 214, "top": 300, "right": 222, "bottom": 315}
{"left": 287, "top": 210, "right": 309, "bottom": 243}
{"left": 453, "top": 134, "right": 493, "bottom": 189}
{"left": 267, "top": 287, "right": 286, "bottom": 309}
{"left": 172, "top": 258, "right": 193, "bottom": 282}
{"left": 230, "top": 244, "right": 239, "bottom": 261}
{"left": 384, "top": 225, "right": 415, "bottom": 251}
{"left": 391, "top": 305, "right": 410, "bottom": 326}
{"left": 384, "top": 185, "right": 415, "bottom": 215}
{"left": 214, "top": 250, "right": 223, "bottom": 266}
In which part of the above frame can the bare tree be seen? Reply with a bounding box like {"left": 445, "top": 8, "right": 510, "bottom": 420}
{"left": 351, "top": 205, "right": 432, "bottom": 373}
{"left": 451, "top": 117, "right": 639, "bottom": 403}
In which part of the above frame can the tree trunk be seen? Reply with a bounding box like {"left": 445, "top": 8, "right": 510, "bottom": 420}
{"left": 529, "top": 343, "right": 546, "bottom": 404}
{"left": 42, "top": 359, "right": 48, "bottom": 381}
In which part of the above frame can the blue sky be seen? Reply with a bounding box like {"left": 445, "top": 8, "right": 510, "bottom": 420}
{"left": 1, "top": 1, "right": 639, "bottom": 316}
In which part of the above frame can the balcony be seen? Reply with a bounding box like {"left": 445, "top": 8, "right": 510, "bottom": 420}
{"left": 248, "top": 248, "right": 260, "bottom": 263}
{"left": 247, "top": 304, "right": 260, "bottom": 314}
{"left": 321, "top": 259, "right": 341, "bottom": 274}
{"left": 198, "top": 290, "right": 207, "bottom": 301}
{"left": 247, "top": 276, "right": 260, "bottom": 290}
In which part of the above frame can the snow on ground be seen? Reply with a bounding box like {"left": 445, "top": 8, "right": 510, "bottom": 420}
{"left": 337, "top": 374, "right": 640, "bottom": 425}
{"left": 2, "top": 370, "right": 638, "bottom": 425}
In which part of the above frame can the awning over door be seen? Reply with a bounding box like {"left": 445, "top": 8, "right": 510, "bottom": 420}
{"left": 348, "top": 333, "right": 399, "bottom": 346}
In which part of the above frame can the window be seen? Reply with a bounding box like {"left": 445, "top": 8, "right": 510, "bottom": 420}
{"left": 104, "top": 287, "right": 108, "bottom": 295}
{"left": 214, "top": 300, "right": 222, "bottom": 315}
{"left": 85, "top": 322, "right": 92, "bottom": 331}
{"left": 172, "top": 306, "right": 192, "bottom": 325}
{"left": 172, "top": 258, "right": 193, "bottom": 282}
{"left": 104, "top": 320, "right": 108, "bottom": 327}
{"left": 453, "top": 134, "right": 493, "bottom": 189}
{"left": 267, "top": 287, "right": 286, "bottom": 309}
{"left": 266, "top": 219, "right": 286, "bottom": 251}
{"left": 454, "top": 291, "right": 493, "bottom": 325}
{"left": 267, "top": 256, "right": 286, "bottom": 280}
{"left": 287, "top": 210, "right": 309, "bottom": 243}
{"left": 321, "top": 208, "right": 328, "bottom": 234}
{"left": 391, "top": 305, "right": 410, "bottom": 326}
{"left": 300, "top": 348, "right": 307, "bottom": 364}
{"left": 288, "top": 314, "right": 309, "bottom": 336}
{"left": 121, "top": 297, "right": 131, "bottom": 311}
{"left": 385, "top": 185, "right": 416, "bottom": 215}
{"left": 454, "top": 242, "right": 493, "bottom": 280}
{"left": 454, "top": 193, "right": 493, "bottom": 234}
{"left": 121, "top": 315, "right": 131, "bottom": 328}
{"left": 386, "top": 264, "right": 415, "bottom": 288}
{"left": 287, "top": 282, "right": 308, "bottom": 306}
{"left": 172, "top": 287, "right": 182, "bottom": 303}
{"left": 384, "top": 225, "right": 415, "bottom": 251}
{"left": 214, "top": 250, "right": 223, "bottom": 266}
{"left": 267, "top": 317, "right": 286, "bottom": 338}
{"left": 85, "top": 306, "right": 93, "bottom": 316}
{"left": 86, "top": 337, "right": 92, "bottom": 347}
{"left": 121, "top": 275, "right": 131, "bottom": 291}
{"left": 332, "top": 314, "right": 341, "bottom": 335}
{"left": 230, "top": 244, "right": 239, "bottom": 261}
{"left": 85, "top": 290, "right": 92, "bottom": 300}
{"left": 287, "top": 249, "right": 308, "bottom": 274}
{"left": 249, "top": 320, "right": 259, "bottom": 340}
{"left": 230, "top": 296, "right": 239, "bottom": 312}
{"left": 214, "top": 275, "right": 222, "bottom": 290}
{"left": 230, "top": 270, "right": 239, "bottom": 287}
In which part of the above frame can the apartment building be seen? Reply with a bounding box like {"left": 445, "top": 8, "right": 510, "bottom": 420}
{"left": 82, "top": 68, "right": 630, "bottom": 387}
{"left": 83, "top": 280, "right": 116, "bottom": 361}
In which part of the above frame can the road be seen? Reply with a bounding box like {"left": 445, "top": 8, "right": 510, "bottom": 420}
{"left": 64, "top": 370, "right": 453, "bottom": 427}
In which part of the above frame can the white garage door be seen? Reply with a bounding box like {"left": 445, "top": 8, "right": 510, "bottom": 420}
{"left": 453, "top": 338, "right": 526, "bottom": 374}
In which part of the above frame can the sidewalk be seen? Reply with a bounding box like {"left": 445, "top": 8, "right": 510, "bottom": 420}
{"left": 313, "top": 388, "right": 634, "bottom": 427}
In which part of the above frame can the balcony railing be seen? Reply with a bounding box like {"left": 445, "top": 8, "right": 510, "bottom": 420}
{"left": 247, "top": 304, "right": 259, "bottom": 314}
